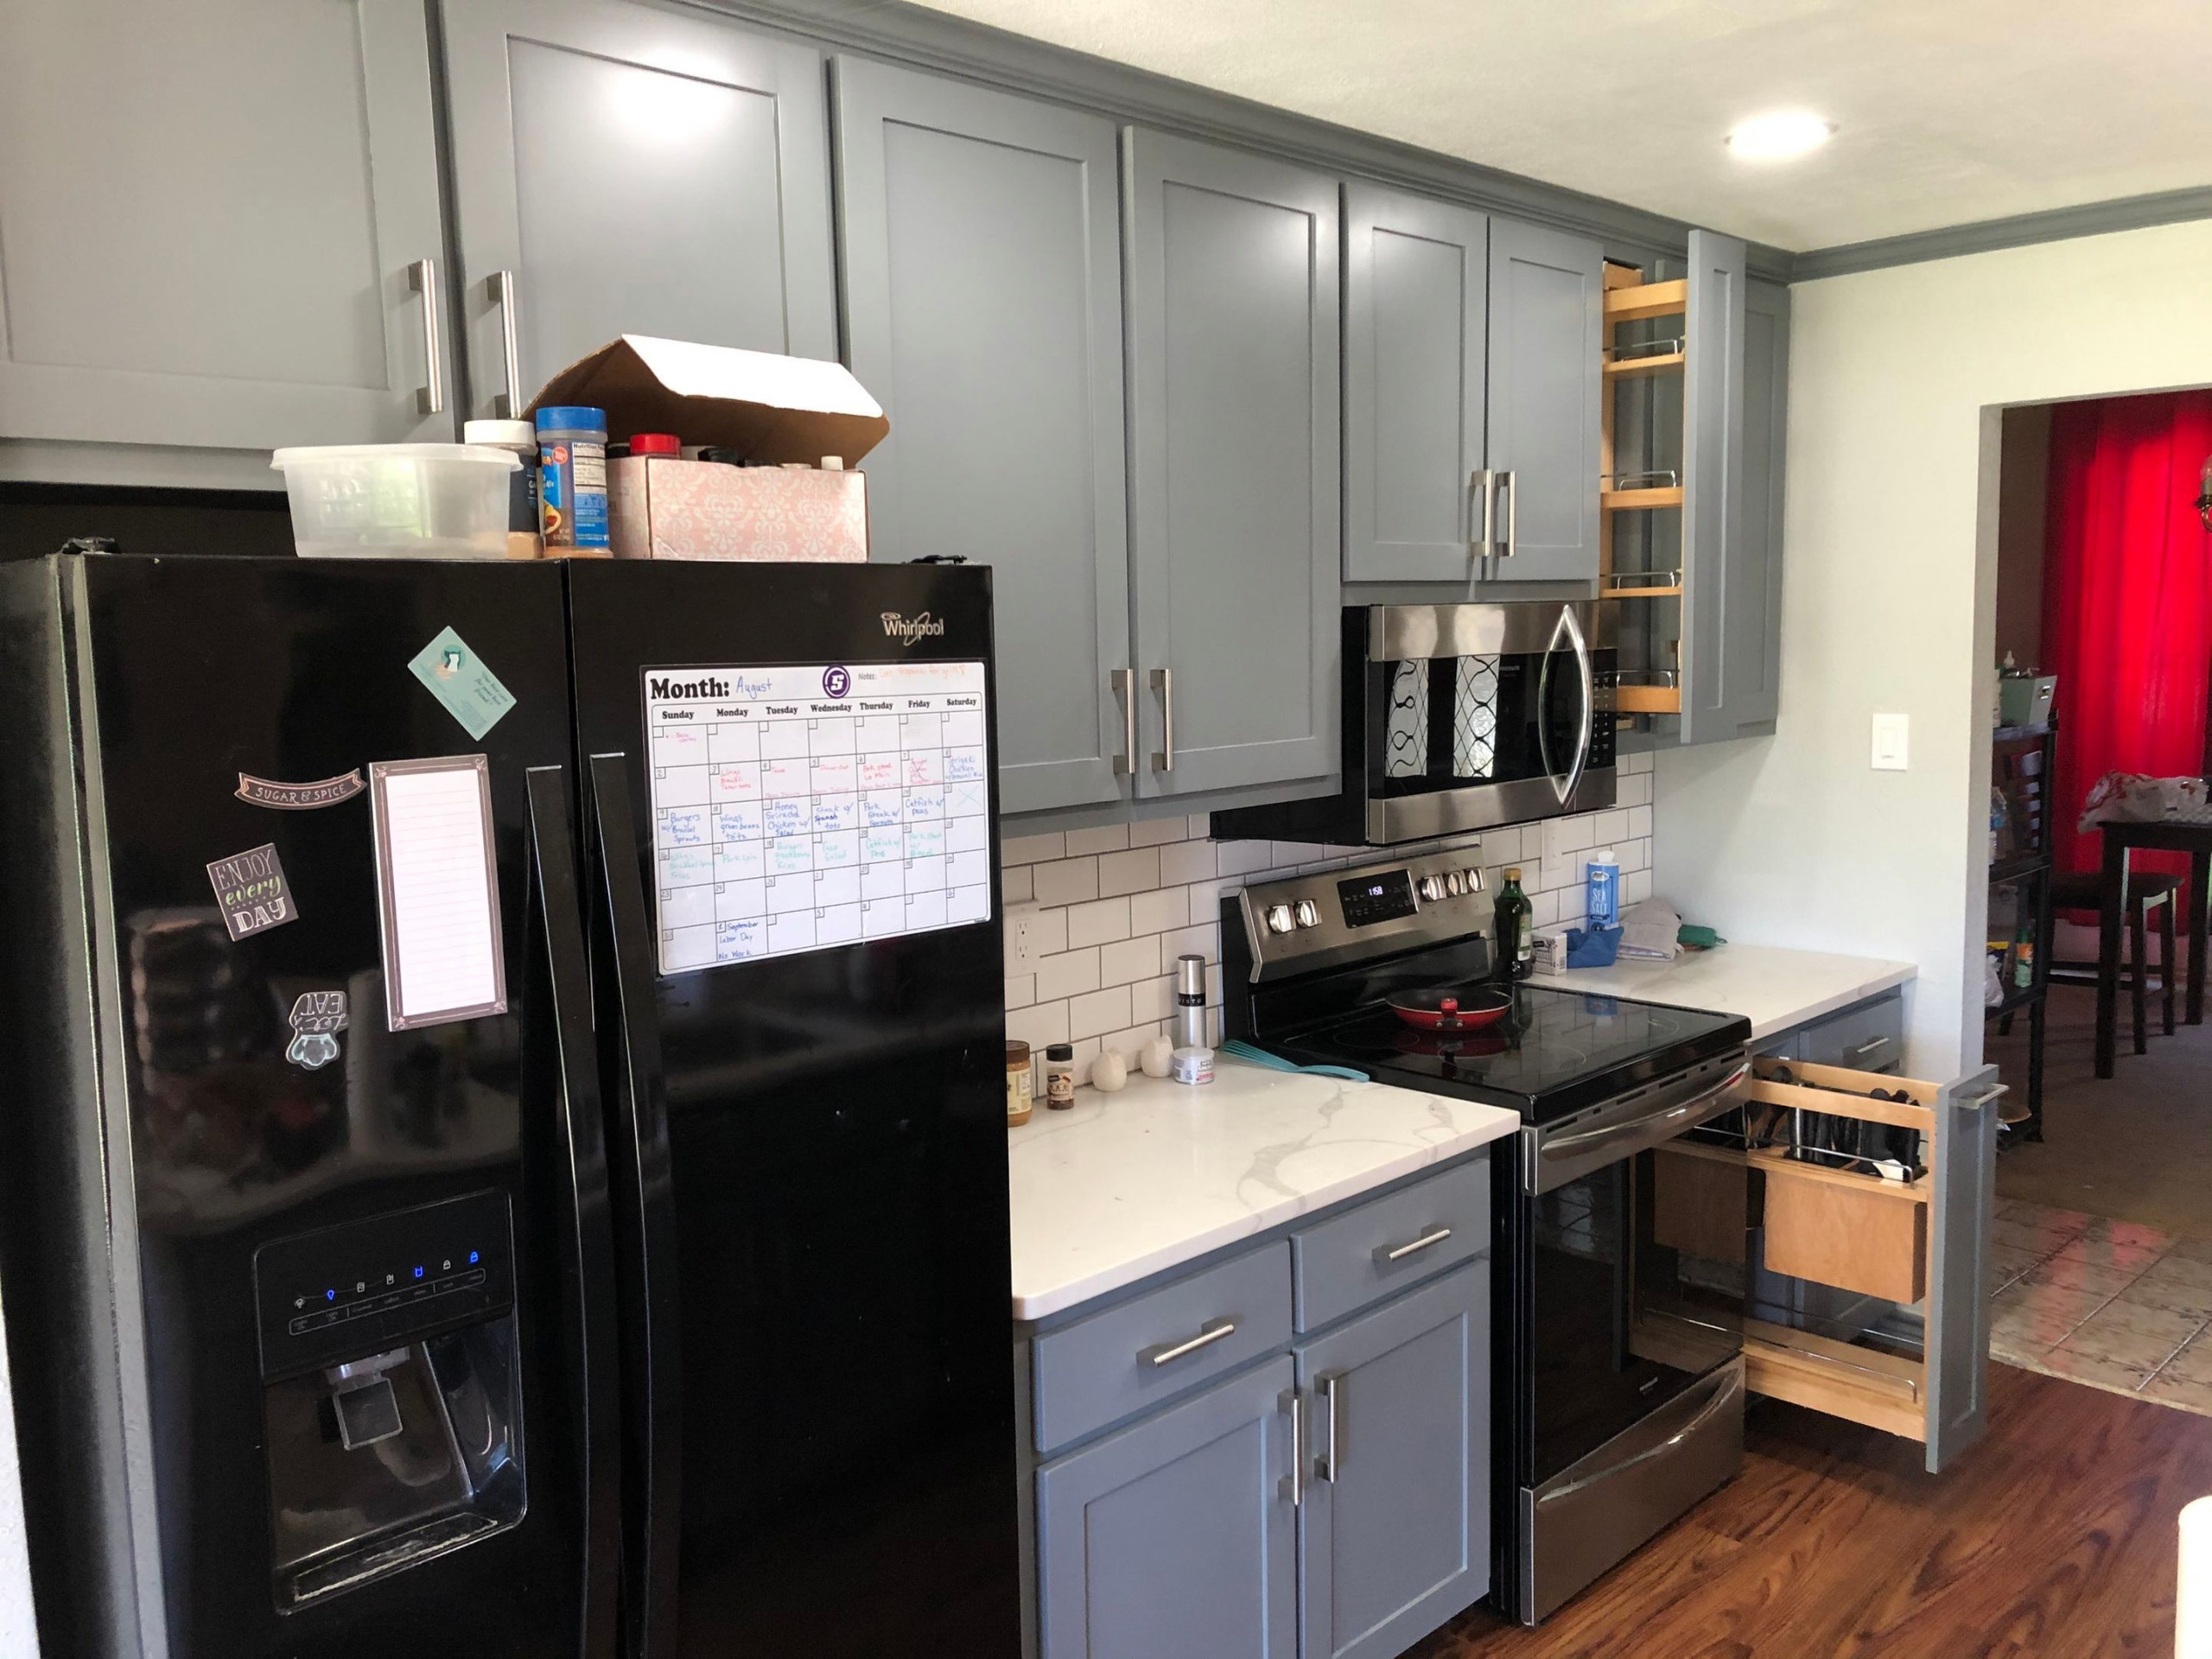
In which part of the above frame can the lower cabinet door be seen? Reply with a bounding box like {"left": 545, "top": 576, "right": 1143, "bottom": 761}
{"left": 1037, "top": 1356, "right": 1297, "bottom": 1659}
{"left": 1297, "top": 1262, "right": 1490, "bottom": 1659}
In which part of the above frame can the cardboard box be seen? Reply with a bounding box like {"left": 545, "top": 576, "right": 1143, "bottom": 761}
{"left": 530, "top": 334, "right": 887, "bottom": 563}
{"left": 527, "top": 334, "right": 888, "bottom": 463}
{"left": 608, "top": 457, "right": 868, "bottom": 563}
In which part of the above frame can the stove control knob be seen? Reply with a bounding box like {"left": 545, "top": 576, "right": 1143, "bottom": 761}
{"left": 1417, "top": 874, "right": 1446, "bottom": 903}
{"left": 1265, "top": 903, "right": 1296, "bottom": 935}
{"left": 1459, "top": 867, "right": 1484, "bottom": 893}
{"left": 1294, "top": 899, "right": 1320, "bottom": 929}
{"left": 1445, "top": 870, "right": 1468, "bottom": 896}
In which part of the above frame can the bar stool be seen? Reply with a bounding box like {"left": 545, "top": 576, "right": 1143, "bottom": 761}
{"left": 2050, "top": 856, "right": 2178, "bottom": 1056}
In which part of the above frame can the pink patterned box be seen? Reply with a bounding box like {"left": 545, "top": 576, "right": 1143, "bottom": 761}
{"left": 607, "top": 456, "right": 868, "bottom": 563}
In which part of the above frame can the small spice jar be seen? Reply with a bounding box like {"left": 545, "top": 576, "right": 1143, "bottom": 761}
{"left": 1044, "top": 1043, "right": 1077, "bottom": 1110}
{"left": 1006, "top": 1040, "right": 1033, "bottom": 1127}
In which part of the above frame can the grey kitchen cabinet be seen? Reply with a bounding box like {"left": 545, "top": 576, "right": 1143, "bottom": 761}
{"left": 1296, "top": 1262, "right": 1490, "bottom": 1659}
{"left": 1680, "top": 233, "right": 1787, "bottom": 744}
{"left": 832, "top": 59, "right": 1133, "bottom": 816}
{"left": 0, "top": 0, "right": 454, "bottom": 453}
{"left": 1484, "top": 218, "right": 1605, "bottom": 583}
{"left": 439, "top": 0, "right": 836, "bottom": 421}
{"left": 1123, "top": 130, "right": 1341, "bottom": 801}
{"left": 1036, "top": 1357, "right": 1298, "bottom": 1659}
{"left": 1343, "top": 186, "right": 1490, "bottom": 583}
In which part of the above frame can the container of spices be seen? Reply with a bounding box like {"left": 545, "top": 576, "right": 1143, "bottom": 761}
{"left": 1006, "top": 1041, "right": 1033, "bottom": 1127}
{"left": 1043, "top": 1043, "right": 1077, "bottom": 1110}
{"left": 464, "top": 418, "right": 543, "bottom": 559}
{"left": 534, "top": 405, "right": 610, "bottom": 556}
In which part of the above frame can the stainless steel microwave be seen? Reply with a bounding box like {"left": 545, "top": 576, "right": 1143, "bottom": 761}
{"left": 1214, "top": 601, "right": 1616, "bottom": 846}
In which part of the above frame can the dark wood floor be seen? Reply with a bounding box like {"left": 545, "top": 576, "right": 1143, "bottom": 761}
{"left": 1411, "top": 1363, "right": 2209, "bottom": 1658}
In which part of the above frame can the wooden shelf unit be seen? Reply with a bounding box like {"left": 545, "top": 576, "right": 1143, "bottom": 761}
{"left": 1603, "top": 349, "right": 1686, "bottom": 379}
{"left": 1613, "top": 684, "right": 1681, "bottom": 715}
{"left": 1603, "top": 278, "right": 1688, "bottom": 323}
{"left": 1601, "top": 486, "right": 1685, "bottom": 512}
{"left": 1599, "top": 259, "right": 1687, "bottom": 696}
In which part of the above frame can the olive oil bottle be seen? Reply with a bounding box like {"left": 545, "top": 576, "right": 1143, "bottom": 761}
{"left": 1493, "top": 867, "right": 1533, "bottom": 982}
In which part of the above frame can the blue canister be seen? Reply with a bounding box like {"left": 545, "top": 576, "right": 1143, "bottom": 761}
{"left": 1585, "top": 848, "right": 1620, "bottom": 930}
{"left": 534, "top": 405, "right": 609, "bottom": 552}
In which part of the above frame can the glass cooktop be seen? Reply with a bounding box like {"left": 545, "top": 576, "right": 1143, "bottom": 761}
{"left": 1267, "top": 980, "right": 1749, "bottom": 1125}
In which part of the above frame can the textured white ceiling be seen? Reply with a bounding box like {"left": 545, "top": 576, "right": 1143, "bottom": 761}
{"left": 905, "top": 0, "right": 2212, "bottom": 251}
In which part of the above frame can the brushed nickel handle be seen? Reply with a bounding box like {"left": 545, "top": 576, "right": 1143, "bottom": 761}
{"left": 1503, "top": 468, "right": 1519, "bottom": 559}
{"left": 487, "top": 270, "right": 524, "bottom": 418}
{"left": 1375, "top": 1225, "right": 1452, "bottom": 1265}
{"left": 1150, "top": 667, "right": 1174, "bottom": 772}
{"left": 1315, "top": 1373, "right": 1341, "bottom": 1480}
{"left": 1472, "top": 467, "right": 1497, "bottom": 575}
{"left": 1280, "top": 1389, "right": 1303, "bottom": 1506}
{"left": 409, "top": 257, "right": 444, "bottom": 416}
{"left": 1141, "top": 1316, "right": 1234, "bottom": 1367}
{"left": 1847, "top": 1035, "right": 1891, "bottom": 1065}
{"left": 1112, "top": 668, "right": 1137, "bottom": 778}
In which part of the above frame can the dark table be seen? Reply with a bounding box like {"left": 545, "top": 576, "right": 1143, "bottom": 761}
{"left": 2095, "top": 819, "right": 2212, "bottom": 1077}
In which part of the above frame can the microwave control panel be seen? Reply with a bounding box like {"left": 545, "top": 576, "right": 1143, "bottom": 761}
{"left": 253, "top": 1190, "right": 513, "bottom": 1381}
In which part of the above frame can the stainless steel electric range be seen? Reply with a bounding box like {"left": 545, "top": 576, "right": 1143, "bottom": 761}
{"left": 1223, "top": 849, "right": 1754, "bottom": 1625}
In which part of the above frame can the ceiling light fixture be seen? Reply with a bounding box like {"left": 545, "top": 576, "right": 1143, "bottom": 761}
{"left": 1726, "top": 111, "right": 1835, "bottom": 162}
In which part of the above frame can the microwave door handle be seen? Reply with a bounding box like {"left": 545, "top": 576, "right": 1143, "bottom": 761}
{"left": 585, "top": 753, "right": 683, "bottom": 1659}
{"left": 522, "top": 765, "right": 622, "bottom": 1659}
{"left": 1535, "top": 614, "right": 1560, "bottom": 792}
{"left": 1561, "top": 605, "right": 1595, "bottom": 804}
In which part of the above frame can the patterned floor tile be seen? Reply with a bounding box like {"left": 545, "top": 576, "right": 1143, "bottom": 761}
{"left": 2139, "top": 1370, "right": 2212, "bottom": 1415}
{"left": 2036, "top": 1347, "right": 2156, "bottom": 1395}
{"left": 2055, "top": 1314, "right": 2193, "bottom": 1374}
{"left": 2025, "top": 1255, "right": 2146, "bottom": 1296}
{"left": 2158, "top": 1333, "right": 2212, "bottom": 1385}
{"left": 2144, "top": 1254, "right": 2212, "bottom": 1293}
{"left": 2050, "top": 1232, "right": 2171, "bottom": 1275}
{"left": 2082, "top": 1298, "right": 2206, "bottom": 1346}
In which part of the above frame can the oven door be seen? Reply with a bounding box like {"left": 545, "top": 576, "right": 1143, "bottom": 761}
{"left": 1364, "top": 601, "right": 1616, "bottom": 843}
{"left": 1520, "top": 1054, "right": 1749, "bottom": 1491}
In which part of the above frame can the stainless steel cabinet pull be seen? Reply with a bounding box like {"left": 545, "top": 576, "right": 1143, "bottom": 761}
{"left": 1315, "top": 1374, "right": 1341, "bottom": 1480}
{"left": 487, "top": 270, "right": 524, "bottom": 418}
{"left": 1957, "top": 1082, "right": 2011, "bottom": 1116}
{"left": 1112, "top": 668, "right": 1137, "bottom": 777}
{"left": 1375, "top": 1225, "right": 1452, "bottom": 1264}
{"left": 1847, "top": 1036, "right": 1891, "bottom": 1065}
{"left": 1141, "top": 1317, "right": 1234, "bottom": 1367}
{"left": 1280, "top": 1389, "right": 1304, "bottom": 1506}
{"left": 1150, "top": 668, "right": 1174, "bottom": 772}
{"left": 1501, "top": 469, "right": 1518, "bottom": 559}
{"left": 1471, "top": 468, "right": 1497, "bottom": 574}
{"left": 409, "top": 258, "right": 444, "bottom": 416}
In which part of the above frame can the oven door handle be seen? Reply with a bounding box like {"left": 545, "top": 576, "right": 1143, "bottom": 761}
{"left": 1541, "top": 1061, "right": 1751, "bottom": 1156}
{"left": 1532, "top": 1361, "right": 1744, "bottom": 1508}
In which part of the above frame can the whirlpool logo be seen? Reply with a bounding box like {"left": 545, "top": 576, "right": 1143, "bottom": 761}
{"left": 880, "top": 611, "right": 947, "bottom": 645}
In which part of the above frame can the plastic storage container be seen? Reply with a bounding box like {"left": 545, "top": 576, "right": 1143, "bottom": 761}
{"left": 271, "top": 444, "right": 519, "bottom": 559}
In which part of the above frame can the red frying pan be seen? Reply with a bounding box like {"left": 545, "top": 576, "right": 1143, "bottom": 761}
{"left": 1385, "top": 986, "right": 1513, "bottom": 1031}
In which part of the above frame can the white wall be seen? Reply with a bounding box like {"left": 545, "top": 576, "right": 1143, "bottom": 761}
{"left": 0, "top": 1280, "right": 36, "bottom": 1656}
{"left": 1654, "top": 218, "right": 2212, "bottom": 1076}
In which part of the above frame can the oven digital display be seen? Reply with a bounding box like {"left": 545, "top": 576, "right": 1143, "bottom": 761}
{"left": 1337, "top": 870, "right": 1418, "bottom": 929}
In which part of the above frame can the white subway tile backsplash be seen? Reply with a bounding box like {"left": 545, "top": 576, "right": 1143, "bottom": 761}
{"left": 1160, "top": 838, "right": 1217, "bottom": 886}
{"left": 1624, "top": 751, "right": 1654, "bottom": 774}
{"left": 1188, "top": 814, "right": 1213, "bottom": 838}
{"left": 1034, "top": 947, "right": 1101, "bottom": 1003}
{"left": 1065, "top": 824, "right": 1130, "bottom": 856}
{"left": 1099, "top": 935, "right": 1158, "bottom": 988}
{"left": 1033, "top": 856, "right": 1099, "bottom": 907}
{"left": 1068, "top": 984, "right": 1133, "bottom": 1039}
{"left": 1128, "top": 815, "right": 1189, "bottom": 848}
{"left": 1007, "top": 1001, "right": 1069, "bottom": 1051}
{"left": 1128, "top": 885, "right": 1188, "bottom": 937}
{"left": 998, "top": 801, "right": 1659, "bottom": 1037}
{"left": 1002, "top": 832, "right": 1064, "bottom": 867}
{"left": 1097, "top": 848, "right": 1161, "bottom": 898}
{"left": 1065, "top": 896, "right": 1132, "bottom": 949}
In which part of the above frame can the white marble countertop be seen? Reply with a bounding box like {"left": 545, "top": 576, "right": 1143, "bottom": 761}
{"left": 1007, "top": 1060, "right": 1521, "bottom": 1322}
{"left": 1539, "top": 944, "right": 1916, "bottom": 1042}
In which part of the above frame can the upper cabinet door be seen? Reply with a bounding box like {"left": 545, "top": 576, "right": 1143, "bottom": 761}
{"left": 440, "top": 0, "right": 836, "bottom": 420}
{"left": 1732, "top": 278, "right": 1790, "bottom": 735}
{"left": 1680, "top": 230, "right": 1747, "bottom": 745}
{"left": 1343, "top": 186, "right": 1490, "bottom": 583}
{"left": 1484, "top": 218, "right": 1604, "bottom": 583}
{"left": 0, "top": 0, "right": 452, "bottom": 451}
{"left": 833, "top": 60, "right": 1132, "bottom": 817}
{"left": 1124, "top": 130, "right": 1341, "bottom": 800}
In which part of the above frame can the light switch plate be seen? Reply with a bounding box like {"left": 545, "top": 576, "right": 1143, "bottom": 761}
{"left": 1872, "top": 712, "right": 1910, "bottom": 772}
{"left": 1005, "top": 902, "right": 1045, "bottom": 971}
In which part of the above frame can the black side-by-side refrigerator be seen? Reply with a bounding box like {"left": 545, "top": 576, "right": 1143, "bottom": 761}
{"left": 0, "top": 553, "right": 1020, "bottom": 1659}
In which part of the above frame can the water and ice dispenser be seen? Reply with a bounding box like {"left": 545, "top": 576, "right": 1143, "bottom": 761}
{"left": 253, "top": 1191, "right": 525, "bottom": 1608}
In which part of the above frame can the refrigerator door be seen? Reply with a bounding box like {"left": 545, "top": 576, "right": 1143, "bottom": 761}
{"left": 0, "top": 557, "right": 618, "bottom": 1659}
{"left": 566, "top": 561, "right": 1020, "bottom": 1659}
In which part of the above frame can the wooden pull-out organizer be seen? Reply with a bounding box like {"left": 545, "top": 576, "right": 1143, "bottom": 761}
{"left": 1700, "top": 1056, "right": 2001, "bottom": 1471}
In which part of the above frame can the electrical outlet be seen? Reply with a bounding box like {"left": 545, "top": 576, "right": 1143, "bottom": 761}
{"left": 1005, "top": 902, "right": 1044, "bottom": 971}
{"left": 1871, "top": 712, "right": 1910, "bottom": 772}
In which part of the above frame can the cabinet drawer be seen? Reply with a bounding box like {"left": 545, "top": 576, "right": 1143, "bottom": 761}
{"left": 1033, "top": 1243, "right": 1293, "bottom": 1454}
{"left": 1797, "top": 995, "right": 1904, "bottom": 1073}
{"left": 1292, "top": 1156, "right": 1490, "bottom": 1333}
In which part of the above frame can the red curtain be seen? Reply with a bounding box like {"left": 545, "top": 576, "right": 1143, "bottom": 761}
{"left": 2043, "top": 389, "right": 2212, "bottom": 899}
